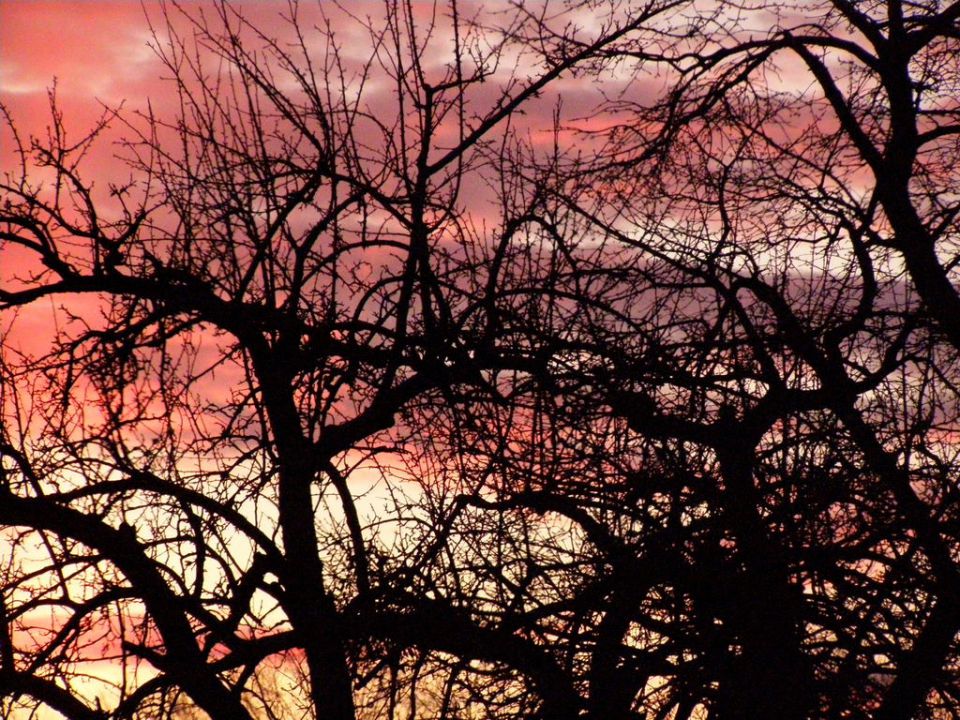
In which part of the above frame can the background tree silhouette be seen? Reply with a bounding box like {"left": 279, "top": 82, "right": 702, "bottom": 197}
{"left": 450, "top": 1, "right": 960, "bottom": 717}
{"left": 2, "top": 1, "right": 959, "bottom": 719}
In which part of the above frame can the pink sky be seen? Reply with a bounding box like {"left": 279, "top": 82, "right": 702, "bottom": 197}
{"left": 1, "top": 2, "right": 164, "bottom": 133}
{"left": 0, "top": 1, "right": 617, "bottom": 161}
{"left": 0, "top": 0, "right": 617, "bottom": 358}
{"left": 4, "top": 2, "right": 950, "bottom": 719}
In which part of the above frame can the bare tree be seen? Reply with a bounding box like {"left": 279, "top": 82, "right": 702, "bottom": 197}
{"left": 445, "top": 1, "right": 960, "bottom": 718}
{"left": 0, "top": 1, "right": 679, "bottom": 718}
{"left": 3, "top": 1, "right": 960, "bottom": 719}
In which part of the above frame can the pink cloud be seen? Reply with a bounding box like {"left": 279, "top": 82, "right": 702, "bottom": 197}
{"left": 0, "top": 2, "right": 159, "bottom": 100}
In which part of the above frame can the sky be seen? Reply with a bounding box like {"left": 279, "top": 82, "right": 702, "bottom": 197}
{"left": 0, "top": 0, "right": 614, "bottom": 164}
{"left": 1, "top": 5, "right": 583, "bottom": 715}
{"left": 0, "top": 2, "right": 872, "bottom": 718}
{"left": 1, "top": 2, "right": 177, "bottom": 361}
{"left": 1, "top": 2, "right": 163, "bottom": 135}
{"left": 0, "top": 0, "right": 620, "bottom": 362}
{"left": 4, "top": 1, "right": 949, "bottom": 719}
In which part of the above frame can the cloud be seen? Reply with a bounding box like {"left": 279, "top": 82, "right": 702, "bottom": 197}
{"left": 0, "top": 2, "right": 160, "bottom": 101}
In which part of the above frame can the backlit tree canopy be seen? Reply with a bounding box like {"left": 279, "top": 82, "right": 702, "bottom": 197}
{"left": 1, "top": 1, "right": 959, "bottom": 718}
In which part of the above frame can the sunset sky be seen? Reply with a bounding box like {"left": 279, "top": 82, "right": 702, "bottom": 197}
{"left": 7, "top": 2, "right": 954, "bottom": 719}
{"left": 2, "top": 2, "right": 166, "bottom": 139}
{"left": 0, "top": 0, "right": 613, "bottom": 365}
{"left": 0, "top": 0, "right": 611, "bottom": 172}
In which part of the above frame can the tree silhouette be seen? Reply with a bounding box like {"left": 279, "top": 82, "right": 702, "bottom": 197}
{"left": 456, "top": 1, "right": 960, "bottom": 717}
{"left": 2, "top": 1, "right": 959, "bottom": 719}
